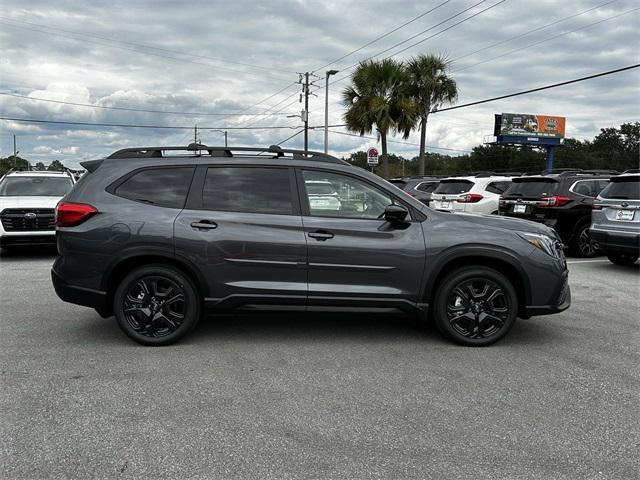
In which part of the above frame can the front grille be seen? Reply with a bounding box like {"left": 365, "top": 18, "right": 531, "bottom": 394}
{"left": 0, "top": 208, "right": 55, "bottom": 232}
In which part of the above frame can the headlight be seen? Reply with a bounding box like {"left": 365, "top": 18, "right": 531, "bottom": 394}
{"left": 517, "top": 232, "right": 558, "bottom": 257}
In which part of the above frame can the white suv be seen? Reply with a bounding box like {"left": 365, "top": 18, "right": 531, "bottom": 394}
{"left": 0, "top": 169, "right": 75, "bottom": 249}
{"left": 430, "top": 174, "right": 514, "bottom": 215}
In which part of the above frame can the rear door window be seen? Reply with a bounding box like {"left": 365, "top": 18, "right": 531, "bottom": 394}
{"left": 416, "top": 181, "right": 438, "bottom": 193}
{"left": 202, "top": 167, "right": 293, "bottom": 215}
{"left": 114, "top": 167, "right": 195, "bottom": 208}
{"left": 485, "top": 181, "right": 511, "bottom": 195}
{"left": 433, "top": 180, "right": 474, "bottom": 195}
{"left": 503, "top": 179, "right": 558, "bottom": 198}
{"left": 599, "top": 177, "right": 640, "bottom": 200}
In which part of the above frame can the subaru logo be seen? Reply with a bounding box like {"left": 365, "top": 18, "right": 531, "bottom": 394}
{"left": 24, "top": 212, "right": 37, "bottom": 219}
{"left": 621, "top": 202, "right": 629, "bottom": 208}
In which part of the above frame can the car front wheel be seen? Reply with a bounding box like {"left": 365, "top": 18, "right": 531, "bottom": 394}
{"left": 433, "top": 267, "right": 518, "bottom": 346}
{"left": 114, "top": 265, "right": 201, "bottom": 346}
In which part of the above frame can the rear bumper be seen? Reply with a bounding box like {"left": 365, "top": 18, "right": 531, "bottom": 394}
{"left": 590, "top": 228, "right": 640, "bottom": 253}
{"left": 51, "top": 267, "right": 110, "bottom": 317}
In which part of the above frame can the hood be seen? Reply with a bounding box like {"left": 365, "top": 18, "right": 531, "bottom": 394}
{"left": 453, "top": 212, "right": 556, "bottom": 237}
{"left": 0, "top": 196, "right": 62, "bottom": 211}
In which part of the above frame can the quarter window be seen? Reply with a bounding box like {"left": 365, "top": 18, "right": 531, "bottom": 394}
{"left": 115, "top": 167, "right": 195, "bottom": 208}
{"left": 202, "top": 167, "right": 293, "bottom": 215}
{"left": 302, "top": 170, "right": 400, "bottom": 220}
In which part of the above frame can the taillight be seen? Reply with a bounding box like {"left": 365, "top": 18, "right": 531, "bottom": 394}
{"left": 498, "top": 197, "right": 505, "bottom": 208}
{"left": 537, "top": 195, "right": 571, "bottom": 208}
{"left": 457, "top": 193, "right": 483, "bottom": 203}
{"left": 406, "top": 191, "right": 416, "bottom": 197}
{"left": 592, "top": 203, "right": 603, "bottom": 210}
{"left": 55, "top": 202, "right": 98, "bottom": 227}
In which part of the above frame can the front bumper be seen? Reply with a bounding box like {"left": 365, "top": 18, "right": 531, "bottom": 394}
{"left": 523, "top": 272, "right": 571, "bottom": 317}
{"left": 1, "top": 231, "right": 56, "bottom": 247}
{"left": 51, "top": 267, "right": 109, "bottom": 317}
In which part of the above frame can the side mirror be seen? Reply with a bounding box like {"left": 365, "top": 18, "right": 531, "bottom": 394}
{"left": 384, "top": 204, "right": 408, "bottom": 223}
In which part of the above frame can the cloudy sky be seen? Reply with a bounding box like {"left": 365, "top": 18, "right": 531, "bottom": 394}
{"left": 0, "top": 0, "right": 638, "bottom": 168}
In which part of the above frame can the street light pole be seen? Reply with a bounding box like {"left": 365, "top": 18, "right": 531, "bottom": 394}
{"left": 324, "top": 70, "right": 339, "bottom": 153}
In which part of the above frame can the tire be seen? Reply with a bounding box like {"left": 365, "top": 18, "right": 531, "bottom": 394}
{"left": 113, "top": 264, "right": 201, "bottom": 346}
{"left": 432, "top": 266, "right": 518, "bottom": 347}
{"left": 606, "top": 251, "right": 639, "bottom": 266}
{"left": 571, "top": 223, "right": 599, "bottom": 258}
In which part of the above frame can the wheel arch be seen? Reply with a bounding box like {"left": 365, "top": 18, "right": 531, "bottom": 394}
{"left": 102, "top": 252, "right": 207, "bottom": 317}
{"left": 422, "top": 247, "right": 531, "bottom": 317}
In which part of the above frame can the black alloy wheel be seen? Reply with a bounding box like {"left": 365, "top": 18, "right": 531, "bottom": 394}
{"left": 573, "top": 224, "right": 599, "bottom": 258}
{"left": 433, "top": 267, "right": 518, "bottom": 346}
{"left": 114, "top": 265, "right": 200, "bottom": 346}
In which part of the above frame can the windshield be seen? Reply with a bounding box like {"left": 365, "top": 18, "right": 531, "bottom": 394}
{"left": 433, "top": 180, "right": 473, "bottom": 195}
{"left": 599, "top": 177, "right": 640, "bottom": 200}
{"left": 306, "top": 183, "right": 337, "bottom": 195}
{"left": 503, "top": 179, "right": 558, "bottom": 198}
{"left": 0, "top": 176, "right": 74, "bottom": 196}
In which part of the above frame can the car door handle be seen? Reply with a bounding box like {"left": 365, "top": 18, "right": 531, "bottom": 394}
{"left": 191, "top": 220, "right": 217, "bottom": 230}
{"left": 308, "top": 230, "right": 334, "bottom": 240}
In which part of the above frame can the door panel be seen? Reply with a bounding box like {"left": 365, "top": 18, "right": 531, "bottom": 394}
{"left": 174, "top": 165, "right": 307, "bottom": 309}
{"left": 297, "top": 168, "right": 426, "bottom": 309}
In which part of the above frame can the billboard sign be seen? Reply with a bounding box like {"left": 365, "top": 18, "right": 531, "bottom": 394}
{"left": 499, "top": 113, "right": 565, "bottom": 139}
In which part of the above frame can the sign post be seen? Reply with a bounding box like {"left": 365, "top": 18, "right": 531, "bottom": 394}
{"left": 367, "top": 147, "right": 379, "bottom": 173}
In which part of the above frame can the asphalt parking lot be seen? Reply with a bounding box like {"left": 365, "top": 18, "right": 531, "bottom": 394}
{"left": 1, "top": 249, "right": 638, "bottom": 480}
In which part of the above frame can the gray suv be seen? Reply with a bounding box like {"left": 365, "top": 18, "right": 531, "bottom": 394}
{"left": 590, "top": 172, "right": 640, "bottom": 265}
{"left": 52, "top": 144, "right": 570, "bottom": 346}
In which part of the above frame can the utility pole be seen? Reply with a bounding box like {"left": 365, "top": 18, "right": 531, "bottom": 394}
{"left": 303, "top": 72, "right": 309, "bottom": 152}
{"left": 13, "top": 134, "right": 16, "bottom": 167}
{"left": 324, "top": 70, "right": 339, "bottom": 153}
{"left": 194, "top": 125, "right": 198, "bottom": 145}
{"left": 224, "top": 130, "right": 228, "bottom": 147}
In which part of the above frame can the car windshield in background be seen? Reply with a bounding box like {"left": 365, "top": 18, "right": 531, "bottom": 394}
{"left": 599, "top": 177, "right": 640, "bottom": 200}
{"left": 433, "top": 180, "right": 473, "bottom": 194}
{"left": 504, "top": 179, "right": 558, "bottom": 198}
{"left": 0, "top": 177, "right": 74, "bottom": 196}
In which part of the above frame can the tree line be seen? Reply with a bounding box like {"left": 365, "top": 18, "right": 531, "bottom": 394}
{"left": 0, "top": 157, "right": 66, "bottom": 176}
{"left": 344, "top": 122, "right": 640, "bottom": 178}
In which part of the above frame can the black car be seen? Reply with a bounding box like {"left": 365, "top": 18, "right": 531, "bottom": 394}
{"left": 52, "top": 144, "right": 570, "bottom": 347}
{"left": 388, "top": 176, "right": 441, "bottom": 206}
{"left": 499, "top": 170, "right": 616, "bottom": 257}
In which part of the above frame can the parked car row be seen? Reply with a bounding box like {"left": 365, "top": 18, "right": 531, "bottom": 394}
{"left": 391, "top": 169, "right": 639, "bottom": 261}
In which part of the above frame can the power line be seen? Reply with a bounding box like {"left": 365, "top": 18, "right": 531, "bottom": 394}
{"left": 326, "top": 129, "right": 472, "bottom": 153}
{"left": 436, "top": 64, "right": 640, "bottom": 112}
{"left": 0, "top": 91, "right": 296, "bottom": 117}
{"left": 452, "top": 6, "right": 640, "bottom": 73}
{"left": 0, "top": 117, "right": 304, "bottom": 130}
{"left": 450, "top": 0, "right": 620, "bottom": 63}
{"left": 0, "top": 17, "right": 295, "bottom": 76}
{"left": 321, "top": 0, "right": 507, "bottom": 89}
{"left": 313, "top": 0, "right": 453, "bottom": 72}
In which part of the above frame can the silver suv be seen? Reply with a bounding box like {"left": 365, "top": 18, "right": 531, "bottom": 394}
{"left": 591, "top": 171, "right": 640, "bottom": 265}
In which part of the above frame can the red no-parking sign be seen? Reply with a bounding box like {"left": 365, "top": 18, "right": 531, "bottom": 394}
{"left": 367, "top": 147, "right": 379, "bottom": 165}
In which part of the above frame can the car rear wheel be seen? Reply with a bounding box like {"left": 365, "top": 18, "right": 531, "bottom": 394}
{"left": 433, "top": 267, "right": 518, "bottom": 346}
{"left": 572, "top": 224, "right": 599, "bottom": 258}
{"left": 606, "top": 251, "right": 639, "bottom": 266}
{"left": 114, "top": 265, "right": 200, "bottom": 346}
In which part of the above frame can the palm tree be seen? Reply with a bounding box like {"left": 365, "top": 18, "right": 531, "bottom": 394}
{"left": 342, "top": 59, "right": 415, "bottom": 178}
{"left": 406, "top": 54, "right": 458, "bottom": 175}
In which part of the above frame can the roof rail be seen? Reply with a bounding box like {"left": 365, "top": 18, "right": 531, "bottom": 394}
{"left": 471, "top": 171, "right": 496, "bottom": 177}
{"left": 106, "top": 143, "right": 348, "bottom": 165}
{"left": 622, "top": 168, "right": 640, "bottom": 174}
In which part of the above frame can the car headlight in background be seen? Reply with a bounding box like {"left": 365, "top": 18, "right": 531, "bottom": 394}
{"left": 517, "top": 232, "right": 559, "bottom": 258}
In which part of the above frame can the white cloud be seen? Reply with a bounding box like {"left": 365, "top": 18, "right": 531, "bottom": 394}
{"left": 0, "top": 0, "right": 638, "bottom": 167}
